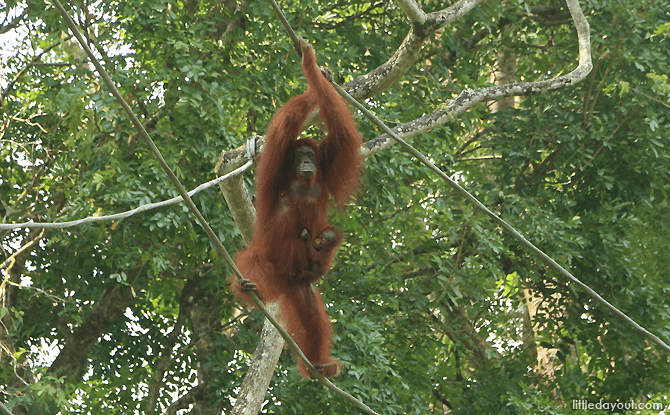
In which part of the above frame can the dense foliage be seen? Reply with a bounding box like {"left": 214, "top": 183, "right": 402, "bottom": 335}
{"left": 1, "top": 0, "right": 669, "bottom": 413}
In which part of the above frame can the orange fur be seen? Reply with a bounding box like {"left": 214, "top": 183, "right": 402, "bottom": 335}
{"left": 231, "top": 41, "right": 362, "bottom": 378}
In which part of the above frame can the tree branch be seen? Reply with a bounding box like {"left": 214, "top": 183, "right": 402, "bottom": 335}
{"left": 395, "top": 0, "right": 427, "bottom": 25}
{"left": 365, "top": 14, "right": 592, "bottom": 157}
{"left": 230, "top": 303, "right": 284, "bottom": 415}
{"left": 345, "top": 0, "right": 485, "bottom": 100}
{"left": 48, "top": 284, "right": 135, "bottom": 381}
{"left": 0, "top": 10, "right": 26, "bottom": 35}
{"left": 145, "top": 279, "right": 192, "bottom": 414}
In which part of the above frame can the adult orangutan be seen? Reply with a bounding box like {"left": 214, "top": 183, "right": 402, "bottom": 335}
{"left": 231, "top": 39, "right": 362, "bottom": 378}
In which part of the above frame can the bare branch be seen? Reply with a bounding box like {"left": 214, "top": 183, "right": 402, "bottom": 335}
{"left": 424, "top": 0, "right": 486, "bottom": 31}
{"left": 0, "top": 401, "right": 15, "bottom": 415}
{"left": 0, "top": 230, "right": 45, "bottom": 272}
{"left": 145, "top": 283, "right": 190, "bottom": 414}
{"left": 49, "top": 284, "right": 135, "bottom": 381}
{"left": 0, "top": 10, "right": 26, "bottom": 35}
{"left": 345, "top": 0, "right": 485, "bottom": 100}
{"left": 215, "top": 137, "right": 258, "bottom": 244}
{"left": 394, "top": 0, "right": 427, "bottom": 24}
{"left": 164, "top": 384, "right": 206, "bottom": 415}
{"left": 231, "top": 303, "right": 284, "bottom": 415}
{"left": 366, "top": 0, "right": 593, "bottom": 157}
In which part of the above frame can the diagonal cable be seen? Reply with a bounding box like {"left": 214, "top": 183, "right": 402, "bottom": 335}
{"left": 49, "top": 2, "right": 381, "bottom": 414}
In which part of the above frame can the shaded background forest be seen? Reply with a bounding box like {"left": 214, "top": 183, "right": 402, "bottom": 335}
{"left": 1, "top": 0, "right": 669, "bottom": 413}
